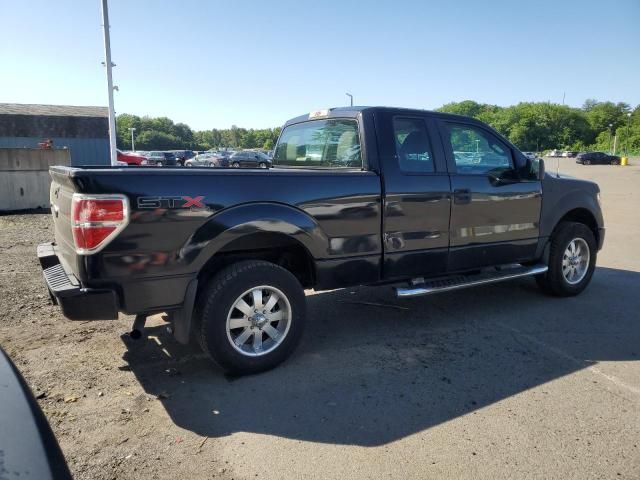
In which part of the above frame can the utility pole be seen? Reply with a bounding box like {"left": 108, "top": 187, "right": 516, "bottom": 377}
{"left": 608, "top": 123, "right": 613, "bottom": 153}
{"left": 101, "top": 0, "right": 118, "bottom": 166}
{"left": 129, "top": 127, "right": 136, "bottom": 151}
{"left": 613, "top": 134, "right": 618, "bottom": 155}
{"left": 626, "top": 113, "right": 632, "bottom": 155}
{"left": 345, "top": 93, "right": 353, "bottom": 107}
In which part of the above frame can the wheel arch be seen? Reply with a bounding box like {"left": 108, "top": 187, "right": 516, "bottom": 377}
{"left": 180, "top": 202, "right": 328, "bottom": 288}
{"left": 553, "top": 207, "right": 599, "bottom": 245}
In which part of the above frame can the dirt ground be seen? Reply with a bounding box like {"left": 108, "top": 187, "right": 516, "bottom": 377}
{"left": 1, "top": 160, "right": 639, "bottom": 480}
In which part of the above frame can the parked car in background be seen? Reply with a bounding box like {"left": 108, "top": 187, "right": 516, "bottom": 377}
{"left": 547, "top": 149, "right": 562, "bottom": 157}
{"left": 186, "top": 152, "right": 227, "bottom": 167}
{"left": 522, "top": 152, "right": 539, "bottom": 161}
{"left": 562, "top": 151, "right": 578, "bottom": 158}
{"left": 576, "top": 151, "right": 621, "bottom": 165}
{"left": 142, "top": 151, "right": 177, "bottom": 166}
{"left": 229, "top": 150, "right": 272, "bottom": 168}
{"left": 117, "top": 149, "right": 147, "bottom": 166}
{"left": 170, "top": 150, "right": 195, "bottom": 166}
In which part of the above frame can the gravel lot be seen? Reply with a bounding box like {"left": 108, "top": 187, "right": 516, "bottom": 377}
{"left": 1, "top": 159, "right": 639, "bottom": 480}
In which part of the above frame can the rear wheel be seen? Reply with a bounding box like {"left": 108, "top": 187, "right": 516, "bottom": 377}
{"left": 536, "top": 222, "right": 596, "bottom": 296}
{"left": 232, "top": 161, "right": 240, "bottom": 168}
{"left": 196, "top": 260, "right": 306, "bottom": 375}
{"left": 259, "top": 162, "right": 268, "bottom": 169}
{"left": 583, "top": 159, "right": 591, "bottom": 165}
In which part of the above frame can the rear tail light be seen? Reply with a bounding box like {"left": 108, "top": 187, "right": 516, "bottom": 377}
{"left": 71, "top": 194, "right": 129, "bottom": 254}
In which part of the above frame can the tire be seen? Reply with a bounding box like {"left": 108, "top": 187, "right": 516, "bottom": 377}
{"left": 583, "top": 159, "right": 591, "bottom": 165}
{"left": 196, "top": 260, "right": 306, "bottom": 375}
{"left": 156, "top": 161, "right": 163, "bottom": 167}
{"left": 186, "top": 163, "right": 193, "bottom": 167}
{"left": 258, "top": 162, "right": 268, "bottom": 169}
{"left": 536, "top": 222, "right": 596, "bottom": 297}
{"left": 232, "top": 161, "right": 240, "bottom": 168}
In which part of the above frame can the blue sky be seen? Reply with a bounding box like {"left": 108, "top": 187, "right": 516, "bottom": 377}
{"left": 1, "top": 0, "right": 638, "bottom": 130}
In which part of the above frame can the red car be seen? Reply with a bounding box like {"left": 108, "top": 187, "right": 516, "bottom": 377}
{"left": 117, "top": 150, "right": 147, "bottom": 166}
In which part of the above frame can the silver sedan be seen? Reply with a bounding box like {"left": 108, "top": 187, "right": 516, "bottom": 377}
{"left": 185, "top": 153, "right": 220, "bottom": 167}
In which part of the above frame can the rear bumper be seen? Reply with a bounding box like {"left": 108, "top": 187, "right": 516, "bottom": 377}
{"left": 37, "top": 243, "right": 119, "bottom": 320}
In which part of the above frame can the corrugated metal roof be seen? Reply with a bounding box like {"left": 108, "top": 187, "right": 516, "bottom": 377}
{"left": 0, "top": 103, "right": 108, "bottom": 118}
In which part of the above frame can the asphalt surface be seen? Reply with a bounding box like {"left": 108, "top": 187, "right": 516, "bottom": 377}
{"left": 1, "top": 158, "right": 639, "bottom": 479}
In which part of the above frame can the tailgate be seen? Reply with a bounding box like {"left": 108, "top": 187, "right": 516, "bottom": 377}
{"left": 49, "top": 167, "right": 80, "bottom": 277}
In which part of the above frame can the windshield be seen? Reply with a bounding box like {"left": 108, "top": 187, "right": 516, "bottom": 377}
{"left": 274, "top": 119, "right": 362, "bottom": 168}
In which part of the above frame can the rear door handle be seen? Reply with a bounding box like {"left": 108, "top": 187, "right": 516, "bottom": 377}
{"left": 453, "top": 188, "right": 472, "bottom": 205}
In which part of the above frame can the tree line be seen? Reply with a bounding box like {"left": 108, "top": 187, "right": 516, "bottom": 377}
{"left": 116, "top": 99, "right": 640, "bottom": 154}
{"left": 437, "top": 99, "right": 639, "bottom": 154}
{"left": 116, "top": 113, "right": 281, "bottom": 151}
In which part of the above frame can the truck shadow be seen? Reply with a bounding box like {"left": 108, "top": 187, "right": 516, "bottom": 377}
{"left": 121, "top": 266, "right": 639, "bottom": 446}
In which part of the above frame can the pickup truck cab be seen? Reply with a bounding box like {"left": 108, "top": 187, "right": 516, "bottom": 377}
{"left": 39, "top": 107, "right": 605, "bottom": 374}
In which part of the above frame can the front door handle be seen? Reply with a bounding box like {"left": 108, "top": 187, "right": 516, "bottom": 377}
{"left": 453, "top": 188, "right": 472, "bottom": 205}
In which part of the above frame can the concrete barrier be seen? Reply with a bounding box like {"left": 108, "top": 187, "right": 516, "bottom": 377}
{"left": 0, "top": 148, "right": 71, "bottom": 211}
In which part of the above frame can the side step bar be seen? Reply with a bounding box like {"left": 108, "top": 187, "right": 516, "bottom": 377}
{"left": 395, "top": 264, "right": 548, "bottom": 298}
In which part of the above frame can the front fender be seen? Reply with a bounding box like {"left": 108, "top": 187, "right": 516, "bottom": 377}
{"left": 177, "top": 202, "right": 329, "bottom": 269}
{"left": 539, "top": 176, "right": 603, "bottom": 238}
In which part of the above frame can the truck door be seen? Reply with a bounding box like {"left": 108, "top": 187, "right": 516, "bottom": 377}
{"left": 377, "top": 112, "right": 451, "bottom": 280}
{"left": 438, "top": 120, "right": 542, "bottom": 271}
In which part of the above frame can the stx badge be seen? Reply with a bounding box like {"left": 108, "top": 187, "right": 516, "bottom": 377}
{"left": 137, "top": 196, "right": 206, "bottom": 209}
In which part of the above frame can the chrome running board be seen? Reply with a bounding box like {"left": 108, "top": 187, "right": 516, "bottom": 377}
{"left": 395, "top": 264, "right": 548, "bottom": 298}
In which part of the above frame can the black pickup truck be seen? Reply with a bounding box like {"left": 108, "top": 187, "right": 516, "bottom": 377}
{"left": 39, "top": 107, "right": 605, "bottom": 374}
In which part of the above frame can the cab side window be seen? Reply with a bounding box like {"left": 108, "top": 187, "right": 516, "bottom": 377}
{"left": 393, "top": 117, "right": 435, "bottom": 173}
{"left": 446, "top": 124, "right": 513, "bottom": 175}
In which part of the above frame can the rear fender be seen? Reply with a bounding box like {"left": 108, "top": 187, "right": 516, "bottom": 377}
{"left": 177, "top": 203, "right": 328, "bottom": 269}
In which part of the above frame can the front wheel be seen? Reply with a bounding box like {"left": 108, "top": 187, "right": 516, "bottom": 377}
{"left": 536, "top": 222, "right": 596, "bottom": 296}
{"left": 196, "top": 260, "right": 306, "bottom": 375}
{"left": 155, "top": 161, "right": 163, "bottom": 167}
{"left": 583, "top": 159, "right": 591, "bottom": 165}
{"left": 611, "top": 159, "right": 620, "bottom": 165}
{"left": 232, "top": 161, "right": 240, "bottom": 168}
{"left": 258, "top": 162, "right": 268, "bottom": 169}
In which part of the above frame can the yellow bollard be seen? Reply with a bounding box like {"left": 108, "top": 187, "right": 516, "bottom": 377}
{"left": 621, "top": 157, "right": 628, "bottom": 166}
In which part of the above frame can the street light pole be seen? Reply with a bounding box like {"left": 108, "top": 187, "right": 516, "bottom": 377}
{"left": 626, "top": 113, "right": 632, "bottom": 155}
{"left": 608, "top": 123, "right": 613, "bottom": 154}
{"left": 101, "top": 0, "right": 118, "bottom": 166}
{"left": 129, "top": 127, "right": 136, "bottom": 151}
{"left": 345, "top": 93, "right": 353, "bottom": 107}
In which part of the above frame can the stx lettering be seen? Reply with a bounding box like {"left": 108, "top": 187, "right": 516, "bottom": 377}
{"left": 137, "top": 196, "right": 206, "bottom": 209}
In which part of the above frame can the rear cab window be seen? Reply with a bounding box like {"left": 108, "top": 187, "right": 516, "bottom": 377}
{"left": 393, "top": 117, "right": 435, "bottom": 173}
{"left": 274, "top": 119, "right": 362, "bottom": 168}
